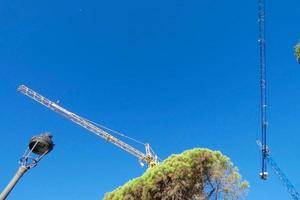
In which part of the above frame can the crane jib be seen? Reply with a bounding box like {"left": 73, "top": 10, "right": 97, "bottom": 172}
{"left": 17, "top": 85, "right": 157, "bottom": 166}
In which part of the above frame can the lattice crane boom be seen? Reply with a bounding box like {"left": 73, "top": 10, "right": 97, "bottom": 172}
{"left": 268, "top": 157, "right": 300, "bottom": 200}
{"left": 17, "top": 85, "right": 158, "bottom": 167}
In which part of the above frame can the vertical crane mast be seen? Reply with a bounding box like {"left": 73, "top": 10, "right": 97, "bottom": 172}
{"left": 258, "top": 0, "right": 268, "bottom": 180}
{"left": 257, "top": 2, "right": 300, "bottom": 199}
{"left": 17, "top": 85, "right": 158, "bottom": 167}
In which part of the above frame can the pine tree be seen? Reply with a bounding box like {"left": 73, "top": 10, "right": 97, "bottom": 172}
{"left": 103, "top": 148, "right": 249, "bottom": 200}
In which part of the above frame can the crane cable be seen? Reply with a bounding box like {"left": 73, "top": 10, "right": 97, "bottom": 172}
{"left": 85, "top": 117, "right": 162, "bottom": 161}
{"left": 82, "top": 117, "right": 146, "bottom": 146}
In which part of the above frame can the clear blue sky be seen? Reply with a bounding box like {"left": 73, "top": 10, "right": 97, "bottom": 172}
{"left": 0, "top": 0, "right": 300, "bottom": 199}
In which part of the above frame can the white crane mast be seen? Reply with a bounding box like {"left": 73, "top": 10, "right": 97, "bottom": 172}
{"left": 17, "top": 85, "right": 158, "bottom": 167}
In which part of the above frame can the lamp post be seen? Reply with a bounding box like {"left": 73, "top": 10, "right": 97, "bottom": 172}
{"left": 0, "top": 133, "right": 54, "bottom": 200}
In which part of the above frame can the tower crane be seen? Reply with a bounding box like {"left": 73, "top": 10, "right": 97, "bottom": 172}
{"left": 257, "top": 0, "right": 299, "bottom": 199}
{"left": 17, "top": 85, "right": 159, "bottom": 167}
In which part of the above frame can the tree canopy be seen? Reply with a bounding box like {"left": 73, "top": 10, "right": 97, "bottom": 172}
{"left": 103, "top": 148, "right": 249, "bottom": 200}
{"left": 295, "top": 42, "right": 300, "bottom": 63}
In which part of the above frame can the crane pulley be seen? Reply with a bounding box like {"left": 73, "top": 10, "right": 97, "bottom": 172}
{"left": 17, "top": 85, "right": 159, "bottom": 167}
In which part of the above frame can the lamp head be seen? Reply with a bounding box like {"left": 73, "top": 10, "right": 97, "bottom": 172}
{"left": 29, "top": 133, "right": 54, "bottom": 155}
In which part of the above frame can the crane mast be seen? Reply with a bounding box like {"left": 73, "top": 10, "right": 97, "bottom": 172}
{"left": 257, "top": 1, "right": 299, "bottom": 199}
{"left": 258, "top": 0, "right": 268, "bottom": 180}
{"left": 17, "top": 85, "right": 158, "bottom": 167}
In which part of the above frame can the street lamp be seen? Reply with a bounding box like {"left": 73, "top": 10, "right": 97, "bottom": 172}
{"left": 0, "top": 133, "right": 54, "bottom": 200}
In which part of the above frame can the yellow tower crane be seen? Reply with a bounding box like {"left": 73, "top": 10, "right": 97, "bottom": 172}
{"left": 17, "top": 85, "right": 159, "bottom": 167}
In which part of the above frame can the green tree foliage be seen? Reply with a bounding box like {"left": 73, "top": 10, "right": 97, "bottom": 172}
{"left": 103, "top": 148, "right": 249, "bottom": 200}
{"left": 295, "top": 42, "right": 300, "bottom": 63}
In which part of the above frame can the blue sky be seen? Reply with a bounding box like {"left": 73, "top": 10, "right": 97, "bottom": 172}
{"left": 1, "top": 0, "right": 300, "bottom": 199}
